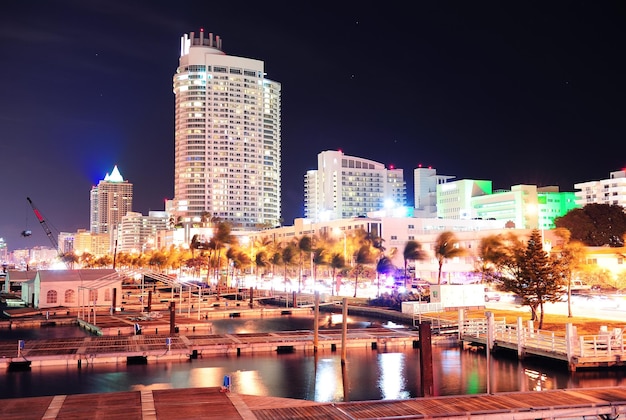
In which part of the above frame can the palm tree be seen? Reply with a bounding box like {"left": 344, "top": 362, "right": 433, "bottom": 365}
{"left": 296, "top": 235, "right": 313, "bottom": 292}
{"left": 312, "top": 247, "right": 328, "bottom": 285}
{"left": 80, "top": 252, "right": 95, "bottom": 268}
{"left": 329, "top": 252, "right": 345, "bottom": 296}
{"left": 209, "top": 222, "right": 234, "bottom": 282}
{"left": 281, "top": 243, "right": 297, "bottom": 291}
{"left": 60, "top": 251, "right": 79, "bottom": 269}
{"left": 376, "top": 256, "right": 396, "bottom": 296}
{"left": 254, "top": 250, "right": 269, "bottom": 282}
{"left": 268, "top": 250, "right": 282, "bottom": 291}
{"left": 476, "top": 234, "right": 508, "bottom": 283}
{"left": 434, "top": 231, "right": 467, "bottom": 285}
{"left": 226, "top": 247, "right": 250, "bottom": 289}
{"left": 402, "top": 240, "right": 426, "bottom": 281}
{"left": 352, "top": 244, "right": 376, "bottom": 297}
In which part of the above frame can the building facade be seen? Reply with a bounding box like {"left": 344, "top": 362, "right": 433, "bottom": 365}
{"left": 536, "top": 187, "right": 579, "bottom": 229}
{"left": 170, "top": 30, "right": 282, "bottom": 231}
{"left": 304, "top": 150, "right": 406, "bottom": 222}
{"left": 89, "top": 166, "right": 133, "bottom": 243}
{"left": 73, "top": 230, "right": 110, "bottom": 258}
{"left": 413, "top": 166, "right": 454, "bottom": 218}
{"left": 574, "top": 170, "right": 626, "bottom": 208}
{"left": 436, "top": 179, "right": 492, "bottom": 220}
{"left": 117, "top": 211, "right": 168, "bottom": 254}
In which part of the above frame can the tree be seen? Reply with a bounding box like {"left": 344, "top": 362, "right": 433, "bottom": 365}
{"left": 94, "top": 255, "right": 112, "bottom": 268}
{"left": 209, "top": 222, "right": 235, "bottom": 281}
{"left": 555, "top": 203, "right": 626, "bottom": 247}
{"left": 226, "top": 247, "right": 250, "bottom": 288}
{"left": 551, "top": 228, "right": 586, "bottom": 317}
{"left": 268, "top": 249, "right": 282, "bottom": 280}
{"left": 189, "top": 234, "right": 208, "bottom": 257}
{"left": 148, "top": 250, "right": 167, "bottom": 272}
{"left": 329, "top": 252, "right": 345, "bottom": 296}
{"left": 254, "top": 251, "right": 269, "bottom": 281}
{"left": 296, "top": 235, "right": 313, "bottom": 292}
{"left": 60, "top": 251, "right": 79, "bottom": 269}
{"left": 498, "top": 230, "right": 565, "bottom": 328}
{"left": 376, "top": 256, "right": 396, "bottom": 297}
{"left": 80, "top": 252, "right": 95, "bottom": 268}
{"left": 352, "top": 244, "right": 376, "bottom": 297}
{"left": 312, "top": 246, "right": 328, "bottom": 285}
{"left": 477, "top": 232, "right": 524, "bottom": 289}
{"left": 402, "top": 240, "right": 426, "bottom": 281}
{"left": 476, "top": 234, "right": 510, "bottom": 283}
{"left": 434, "top": 231, "right": 467, "bottom": 285}
{"left": 281, "top": 243, "right": 297, "bottom": 291}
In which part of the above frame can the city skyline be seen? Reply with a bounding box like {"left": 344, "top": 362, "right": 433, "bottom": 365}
{"left": 1, "top": 1, "right": 624, "bottom": 251}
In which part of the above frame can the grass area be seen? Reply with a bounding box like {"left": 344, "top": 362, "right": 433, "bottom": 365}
{"left": 432, "top": 307, "right": 625, "bottom": 337}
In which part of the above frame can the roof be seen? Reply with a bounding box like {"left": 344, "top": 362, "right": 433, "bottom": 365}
{"left": 6, "top": 270, "right": 37, "bottom": 282}
{"left": 37, "top": 269, "right": 118, "bottom": 283}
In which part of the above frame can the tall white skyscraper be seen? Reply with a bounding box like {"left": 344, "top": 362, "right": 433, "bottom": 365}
{"left": 171, "top": 30, "right": 282, "bottom": 230}
{"left": 304, "top": 150, "right": 406, "bottom": 221}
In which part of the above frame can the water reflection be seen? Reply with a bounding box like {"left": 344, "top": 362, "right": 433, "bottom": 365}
{"left": 2, "top": 317, "right": 626, "bottom": 402}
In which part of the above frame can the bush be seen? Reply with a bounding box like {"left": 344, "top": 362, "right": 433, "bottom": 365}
{"left": 369, "top": 290, "right": 425, "bottom": 310}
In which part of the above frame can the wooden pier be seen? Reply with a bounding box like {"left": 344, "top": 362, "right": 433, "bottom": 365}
{"left": 0, "top": 326, "right": 421, "bottom": 369}
{"left": 2, "top": 385, "right": 626, "bottom": 419}
{"left": 458, "top": 312, "right": 626, "bottom": 371}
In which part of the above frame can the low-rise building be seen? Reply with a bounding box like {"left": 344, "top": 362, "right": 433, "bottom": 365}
{"left": 17, "top": 269, "right": 121, "bottom": 309}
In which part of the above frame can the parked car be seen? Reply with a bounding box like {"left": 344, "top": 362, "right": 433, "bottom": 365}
{"left": 484, "top": 288, "right": 501, "bottom": 302}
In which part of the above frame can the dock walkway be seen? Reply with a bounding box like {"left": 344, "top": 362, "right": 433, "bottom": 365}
{"left": 0, "top": 325, "right": 421, "bottom": 369}
{"left": 459, "top": 315, "right": 626, "bottom": 370}
{"left": 2, "top": 385, "right": 626, "bottom": 419}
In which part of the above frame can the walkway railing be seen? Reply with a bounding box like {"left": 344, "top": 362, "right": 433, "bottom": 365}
{"left": 458, "top": 314, "right": 626, "bottom": 370}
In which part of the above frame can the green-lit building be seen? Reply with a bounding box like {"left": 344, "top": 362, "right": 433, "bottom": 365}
{"left": 437, "top": 182, "right": 579, "bottom": 229}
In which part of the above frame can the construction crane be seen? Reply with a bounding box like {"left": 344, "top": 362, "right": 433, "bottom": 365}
{"left": 26, "top": 197, "right": 60, "bottom": 253}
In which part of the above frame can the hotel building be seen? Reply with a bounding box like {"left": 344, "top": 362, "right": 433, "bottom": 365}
{"left": 304, "top": 150, "right": 406, "bottom": 221}
{"left": 575, "top": 169, "right": 626, "bottom": 208}
{"left": 170, "top": 30, "right": 282, "bottom": 231}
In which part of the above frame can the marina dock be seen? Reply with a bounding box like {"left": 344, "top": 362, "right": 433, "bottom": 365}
{"left": 459, "top": 314, "right": 626, "bottom": 371}
{"left": 2, "top": 385, "right": 626, "bottom": 419}
{"left": 0, "top": 307, "right": 424, "bottom": 369}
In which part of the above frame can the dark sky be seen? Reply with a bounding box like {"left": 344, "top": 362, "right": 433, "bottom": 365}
{"left": 1, "top": 0, "right": 624, "bottom": 251}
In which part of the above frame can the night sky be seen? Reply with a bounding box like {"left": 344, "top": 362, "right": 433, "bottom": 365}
{"left": 1, "top": 1, "right": 624, "bottom": 251}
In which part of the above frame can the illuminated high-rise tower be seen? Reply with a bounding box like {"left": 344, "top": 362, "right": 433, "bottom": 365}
{"left": 89, "top": 166, "right": 133, "bottom": 252}
{"left": 90, "top": 165, "right": 133, "bottom": 236}
{"left": 171, "top": 30, "right": 282, "bottom": 230}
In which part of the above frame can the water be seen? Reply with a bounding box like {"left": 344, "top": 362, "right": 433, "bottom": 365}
{"left": 2, "top": 316, "right": 626, "bottom": 401}
{"left": 0, "top": 325, "right": 92, "bottom": 340}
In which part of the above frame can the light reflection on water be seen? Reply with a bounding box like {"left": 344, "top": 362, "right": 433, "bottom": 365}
{"left": 2, "top": 316, "right": 626, "bottom": 401}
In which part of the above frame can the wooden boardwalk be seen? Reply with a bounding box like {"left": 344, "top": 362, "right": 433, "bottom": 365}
{"left": 459, "top": 315, "right": 626, "bottom": 371}
{"left": 0, "top": 326, "right": 421, "bottom": 369}
{"left": 2, "top": 386, "right": 626, "bottom": 419}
